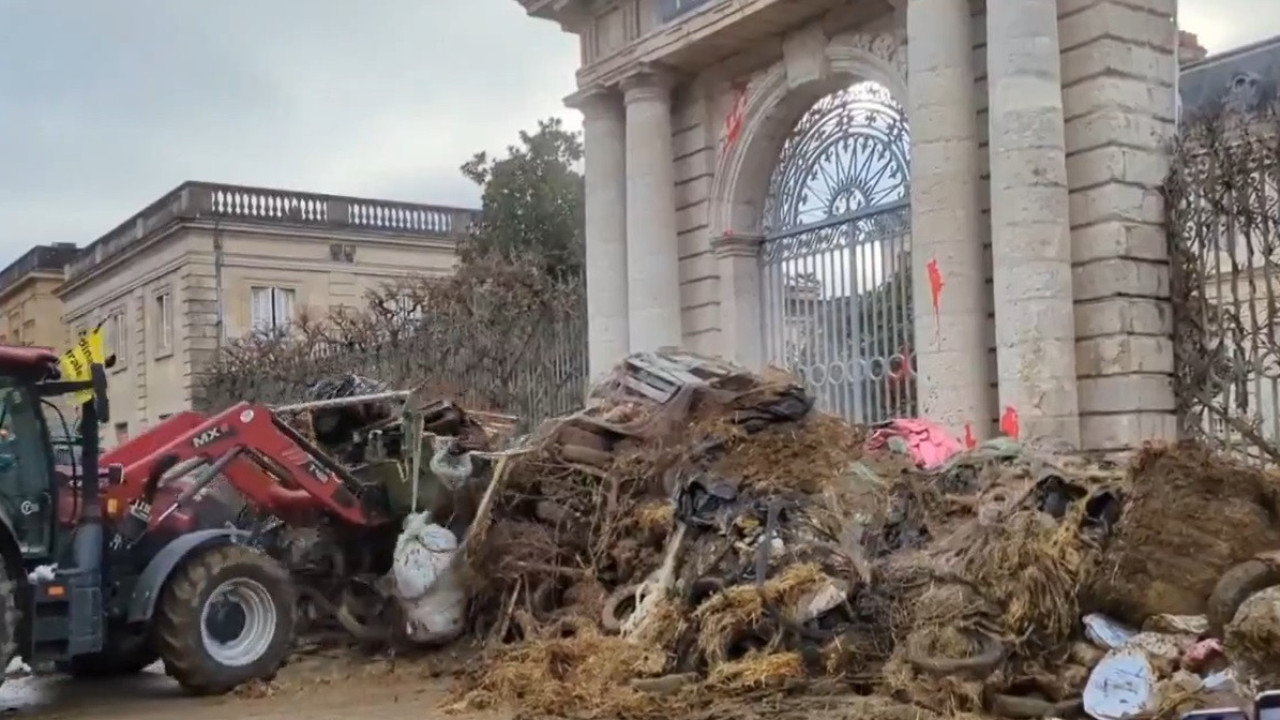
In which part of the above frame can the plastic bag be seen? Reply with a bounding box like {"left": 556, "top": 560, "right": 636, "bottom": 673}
{"left": 391, "top": 511, "right": 468, "bottom": 645}
{"left": 392, "top": 512, "right": 458, "bottom": 600}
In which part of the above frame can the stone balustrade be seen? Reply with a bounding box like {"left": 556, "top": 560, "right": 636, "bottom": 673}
{"left": 65, "top": 181, "right": 480, "bottom": 282}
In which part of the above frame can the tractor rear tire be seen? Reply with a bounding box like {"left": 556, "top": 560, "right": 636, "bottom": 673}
{"left": 153, "top": 543, "right": 296, "bottom": 696}
{"left": 0, "top": 559, "right": 20, "bottom": 688}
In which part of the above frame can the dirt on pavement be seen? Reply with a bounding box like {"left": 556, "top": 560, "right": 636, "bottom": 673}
{"left": 1, "top": 648, "right": 502, "bottom": 720}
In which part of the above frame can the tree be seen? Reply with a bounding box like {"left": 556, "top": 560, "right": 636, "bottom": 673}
{"left": 461, "top": 117, "right": 585, "bottom": 279}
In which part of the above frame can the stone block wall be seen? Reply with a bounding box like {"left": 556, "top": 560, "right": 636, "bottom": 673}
{"left": 1058, "top": 0, "right": 1178, "bottom": 449}
{"left": 671, "top": 85, "right": 722, "bottom": 354}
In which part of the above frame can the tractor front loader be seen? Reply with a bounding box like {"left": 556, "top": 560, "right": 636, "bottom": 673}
{"left": 0, "top": 336, "right": 296, "bottom": 695}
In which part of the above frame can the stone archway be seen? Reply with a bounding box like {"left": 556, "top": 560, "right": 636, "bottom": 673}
{"left": 709, "top": 31, "right": 913, "bottom": 423}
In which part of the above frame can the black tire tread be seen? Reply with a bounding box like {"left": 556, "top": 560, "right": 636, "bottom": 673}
{"left": 0, "top": 560, "right": 20, "bottom": 688}
{"left": 152, "top": 543, "right": 295, "bottom": 695}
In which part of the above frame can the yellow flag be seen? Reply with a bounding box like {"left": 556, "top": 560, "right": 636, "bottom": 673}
{"left": 58, "top": 326, "right": 106, "bottom": 405}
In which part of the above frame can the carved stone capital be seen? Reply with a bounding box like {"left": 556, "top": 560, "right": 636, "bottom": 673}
{"left": 828, "top": 31, "right": 907, "bottom": 85}
{"left": 564, "top": 84, "right": 623, "bottom": 119}
{"left": 711, "top": 233, "right": 763, "bottom": 259}
{"left": 621, "top": 63, "right": 675, "bottom": 104}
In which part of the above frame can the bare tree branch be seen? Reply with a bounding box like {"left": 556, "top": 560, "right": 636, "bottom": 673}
{"left": 197, "top": 245, "right": 588, "bottom": 427}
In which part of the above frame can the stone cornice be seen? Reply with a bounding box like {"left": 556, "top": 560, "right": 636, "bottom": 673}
{"left": 564, "top": 84, "right": 623, "bottom": 115}
{"left": 520, "top": 0, "right": 589, "bottom": 31}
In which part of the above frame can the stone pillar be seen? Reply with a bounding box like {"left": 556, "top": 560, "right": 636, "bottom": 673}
{"left": 906, "top": 0, "right": 993, "bottom": 439}
{"left": 570, "top": 87, "right": 630, "bottom": 379}
{"left": 622, "top": 67, "right": 683, "bottom": 351}
{"left": 1059, "top": 0, "right": 1178, "bottom": 449}
{"left": 987, "top": 0, "right": 1081, "bottom": 443}
{"left": 711, "top": 233, "right": 763, "bottom": 369}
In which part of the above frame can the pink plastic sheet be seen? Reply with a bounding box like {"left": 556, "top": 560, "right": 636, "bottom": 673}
{"left": 865, "top": 418, "right": 963, "bottom": 470}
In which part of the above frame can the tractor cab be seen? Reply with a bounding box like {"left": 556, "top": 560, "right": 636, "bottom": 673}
{"left": 0, "top": 345, "right": 79, "bottom": 560}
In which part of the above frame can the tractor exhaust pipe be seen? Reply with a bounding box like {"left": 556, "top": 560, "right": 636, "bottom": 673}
{"left": 71, "top": 396, "right": 103, "bottom": 574}
{"left": 72, "top": 358, "right": 110, "bottom": 576}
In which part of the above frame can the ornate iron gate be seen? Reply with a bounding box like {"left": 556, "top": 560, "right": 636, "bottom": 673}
{"left": 759, "top": 81, "right": 914, "bottom": 423}
{"left": 1169, "top": 113, "right": 1280, "bottom": 463}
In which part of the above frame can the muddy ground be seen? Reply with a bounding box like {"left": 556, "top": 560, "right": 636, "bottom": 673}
{"left": 0, "top": 648, "right": 500, "bottom": 720}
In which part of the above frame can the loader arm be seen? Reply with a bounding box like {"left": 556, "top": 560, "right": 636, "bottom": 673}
{"left": 123, "top": 402, "right": 386, "bottom": 528}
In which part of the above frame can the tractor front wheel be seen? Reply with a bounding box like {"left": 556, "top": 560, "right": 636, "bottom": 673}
{"left": 153, "top": 544, "right": 295, "bottom": 695}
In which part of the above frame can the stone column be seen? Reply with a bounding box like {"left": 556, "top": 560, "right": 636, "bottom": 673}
{"left": 622, "top": 66, "right": 683, "bottom": 352}
{"left": 987, "top": 0, "right": 1080, "bottom": 443}
{"left": 906, "top": 0, "right": 993, "bottom": 439}
{"left": 712, "top": 233, "right": 763, "bottom": 369}
{"left": 569, "top": 87, "right": 630, "bottom": 379}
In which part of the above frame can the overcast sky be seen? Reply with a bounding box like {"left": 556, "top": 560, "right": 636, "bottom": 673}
{"left": 0, "top": 0, "right": 1274, "bottom": 270}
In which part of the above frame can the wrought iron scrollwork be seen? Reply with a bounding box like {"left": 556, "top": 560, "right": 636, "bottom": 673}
{"left": 758, "top": 81, "right": 914, "bottom": 423}
{"left": 762, "top": 82, "right": 910, "bottom": 234}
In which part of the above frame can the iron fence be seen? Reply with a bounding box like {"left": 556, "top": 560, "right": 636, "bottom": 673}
{"left": 1169, "top": 114, "right": 1280, "bottom": 462}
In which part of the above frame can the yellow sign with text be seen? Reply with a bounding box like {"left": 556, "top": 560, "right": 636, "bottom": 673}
{"left": 58, "top": 326, "right": 107, "bottom": 405}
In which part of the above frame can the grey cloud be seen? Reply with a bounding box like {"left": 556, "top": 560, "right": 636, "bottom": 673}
{"left": 1180, "top": 0, "right": 1280, "bottom": 54}
{"left": 0, "top": 0, "right": 579, "bottom": 265}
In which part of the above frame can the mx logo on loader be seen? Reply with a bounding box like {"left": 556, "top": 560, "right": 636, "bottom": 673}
{"left": 191, "top": 424, "right": 234, "bottom": 448}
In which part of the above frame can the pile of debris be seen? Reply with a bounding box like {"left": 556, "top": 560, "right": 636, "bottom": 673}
{"left": 413, "top": 351, "right": 1280, "bottom": 720}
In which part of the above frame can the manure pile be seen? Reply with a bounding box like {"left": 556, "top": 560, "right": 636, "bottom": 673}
{"left": 432, "top": 351, "right": 1280, "bottom": 720}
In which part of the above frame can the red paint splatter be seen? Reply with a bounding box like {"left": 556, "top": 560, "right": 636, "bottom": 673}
{"left": 723, "top": 81, "right": 748, "bottom": 150}
{"left": 926, "top": 258, "right": 944, "bottom": 330}
{"left": 963, "top": 423, "right": 977, "bottom": 449}
{"left": 1000, "top": 406, "right": 1020, "bottom": 438}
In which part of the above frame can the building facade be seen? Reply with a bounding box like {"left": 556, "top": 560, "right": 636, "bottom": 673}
{"left": 521, "top": 0, "right": 1183, "bottom": 451}
{"left": 56, "top": 181, "right": 478, "bottom": 445}
{"left": 0, "top": 243, "right": 80, "bottom": 350}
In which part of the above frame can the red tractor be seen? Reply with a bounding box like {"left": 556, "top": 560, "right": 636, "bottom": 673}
{"left": 0, "top": 342, "right": 420, "bottom": 695}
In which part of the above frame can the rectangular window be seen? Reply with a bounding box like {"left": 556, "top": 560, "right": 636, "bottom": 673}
{"left": 153, "top": 292, "right": 173, "bottom": 355}
{"left": 394, "top": 296, "right": 423, "bottom": 322}
{"left": 658, "top": 0, "right": 715, "bottom": 23}
{"left": 104, "top": 311, "right": 126, "bottom": 367}
{"left": 250, "top": 287, "right": 296, "bottom": 333}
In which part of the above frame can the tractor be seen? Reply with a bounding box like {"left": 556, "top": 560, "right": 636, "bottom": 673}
{"left": 0, "top": 341, "right": 295, "bottom": 695}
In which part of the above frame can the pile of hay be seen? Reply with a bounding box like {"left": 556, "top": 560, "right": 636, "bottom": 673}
{"left": 448, "top": 355, "right": 890, "bottom": 718}
{"left": 1090, "top": 442, "right": 1280, "bottom": 625}
{"left": 867, "top": 440, "right": 1126, "bottom": 713}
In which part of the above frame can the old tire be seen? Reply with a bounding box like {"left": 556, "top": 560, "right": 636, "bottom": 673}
{"left": 1207, "top": 558, "right": 1280, "bottom": 636}
{"left": 153, "top": 544, "right": 296, "bottom": 696}
{"left": 906, "top": 628, "right": 1006, "bottom": 679}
